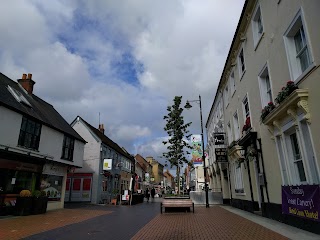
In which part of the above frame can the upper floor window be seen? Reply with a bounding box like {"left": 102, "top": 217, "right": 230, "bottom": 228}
{"left": 284, "top": 10, "right": 312, "bottom": 81}
{"left": 258, "top": 64, "right": 273, "bottom": 107}
{"left": 229, "top": 71, "right": 236, "bottom": 95}
{"left": 61, "top": 135, "right": 75, "bottom": 161}
{"left": 242, "top": 95, "right": 250, "bottom": 119}
{"left": 224, "top": 84, "right": 229, "bottom": 108}
{"left": 252, "top": 6, "right": 264, "bottom": 47}
{"left": 18, "top": 116, "right": 41, "bottom": 150}
{"left": 227, "top": 122, "right": 233, "bottom": 144}
{"left": 238, "top": 48, "right": 246, "bottom": 77}
{"left": 233, "top": 111, "right": 240, "bottom": 140}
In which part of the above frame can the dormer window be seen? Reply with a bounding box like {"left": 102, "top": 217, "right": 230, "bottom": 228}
{"left": 7, "top": 85, "right": 31, "bottom": 107}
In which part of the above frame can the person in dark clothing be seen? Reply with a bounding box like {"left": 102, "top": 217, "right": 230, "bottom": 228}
{"left": 151, "top": 187, "right": 156, "bottom": 202}
{"left": 145, "top": 188, "right": 150, "bottom": 202}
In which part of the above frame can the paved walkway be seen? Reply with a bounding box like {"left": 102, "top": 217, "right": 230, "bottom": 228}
{"left": 0, "top": 200, "right": 319, "bottom": 240}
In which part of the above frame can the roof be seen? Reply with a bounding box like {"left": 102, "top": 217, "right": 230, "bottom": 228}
{"left": 164, "top": 170, "right": 174, "bottom": 179}
{"left": 0, "top": 72, "right": 85, "bottom": 143}
{"left": 76, "top": 116, "right": 134, "bottom": 160}
{"left": 135, "top": 154, "right": 152, "bottom": 172}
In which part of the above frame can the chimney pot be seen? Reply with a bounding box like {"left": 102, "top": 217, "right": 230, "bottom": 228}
{"left": 98, "top": 123, "right": 105, "bottom": 134}
{"left": 18, "top": 73, "right": 35, "bottom": 95}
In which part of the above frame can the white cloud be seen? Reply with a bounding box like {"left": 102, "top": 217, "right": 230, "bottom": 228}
{"left": 0, "top": 0, "right": 245, "bottom": 158}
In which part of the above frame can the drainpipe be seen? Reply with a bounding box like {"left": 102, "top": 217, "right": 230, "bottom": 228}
{"left": 227, "top": 162, "right": 233, "bottom": 204}
{"left": 257, "top": 138, "right": 270, "bottom": 203}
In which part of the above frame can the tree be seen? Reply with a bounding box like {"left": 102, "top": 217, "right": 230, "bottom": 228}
{"left": 162, "top": 96, "right": 192, "bottom": 195}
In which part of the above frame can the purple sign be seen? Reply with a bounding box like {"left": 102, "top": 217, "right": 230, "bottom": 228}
{"left": 282, "top": 185, "right": 320, "bottom": 222}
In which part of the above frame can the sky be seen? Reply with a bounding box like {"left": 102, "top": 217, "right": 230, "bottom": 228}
{"left": 1, "top": 0, "right": 245, "bottom": 169}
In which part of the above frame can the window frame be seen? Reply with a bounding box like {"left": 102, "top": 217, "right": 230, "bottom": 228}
{"left": 283, "top": 9, "right": 313, "bottom": 82}
{"left": 233, "top": 111, "right": 240, "bottom": 140}
{"left": 61, "top": 135, "right": 75, "bottom": 161}
{"left": 18, "top": 116, "right": 42, "bottom": 150}
{"left": 224, "top": 83, "right": 229, "bottom": 108}
{"left": 238, "top": 48, "right": 246, "bottom": 78}
{"left": 242, "top": 95, "right": 250, "bottom": 121}
{"left": 234, "top": 162, "right": 244, "bottom": 194}
{"left": 258, "top": 63, "right": 274, "bottom": 107}
{"left": 252, "top": 5, "right": 264, "bottom": 48}
{"left": 229, "top": 70, "right": 236, "bottom": 96}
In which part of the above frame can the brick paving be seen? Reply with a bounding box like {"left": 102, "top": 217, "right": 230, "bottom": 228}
{"left": 131, "top": 206, "right": 289, "bottom": 240}
{"left": 0, "top": 208, "right": 111, "bottom": 240}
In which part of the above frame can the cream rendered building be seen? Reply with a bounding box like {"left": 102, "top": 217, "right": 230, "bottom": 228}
{"left": 206, "top": 0, "right": 320, "bottom": 233}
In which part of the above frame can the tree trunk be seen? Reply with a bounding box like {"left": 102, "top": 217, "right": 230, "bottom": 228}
{"left": 176, "top": 165, "right": 180, "bottom": 195}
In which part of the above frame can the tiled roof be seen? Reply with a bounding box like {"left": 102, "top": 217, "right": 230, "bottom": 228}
{"left": 0, "top": 72, "right": 85, "bottom": 142}
{"left": 78, "top": 116, "right": 134, "bottom": 160}
{"left": 135, "top": 154, "right": 151, "bottom": 172}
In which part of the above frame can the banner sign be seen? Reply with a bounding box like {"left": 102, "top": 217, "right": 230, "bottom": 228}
{"left": 191, "top": 135, "right": 203, "bottom": 166}
{"left": 103, "top": 159, "right": 112, "bottom": 170}
{"left": 214, "top": 133, "right": 225, "bottom": 145}
{"left": 282, "top": 185, "right": 320, "bottom": 222}
{"left": 215, "top": 148, "right": 228, "bottom": 163}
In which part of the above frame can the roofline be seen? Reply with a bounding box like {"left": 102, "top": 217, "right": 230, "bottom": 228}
{"left": 206, "top": 0, "right": 250, "bottom": 127}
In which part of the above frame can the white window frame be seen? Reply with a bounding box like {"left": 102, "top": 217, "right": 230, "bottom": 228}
{"left": 229, "top": 70, "right": 236, "bottom": 96}
{"left": 234, "top": 162, "right": 244, "bottom": 194}
{"left": 252, "top": 5, "right": 264, "bottom": 48}
{"left": 233, "top": 111, "right": 240, "bottom": 140}
{"left": 258, "top": 63, "right": 273, "bottom": 108}
{"left": 242, "top": 95, "right": 250, "bottom": 121}
{"left": 238, "top": 47, "right": 246, "bottom": 78}
{"left": 275, "top": 118, "right": 319, "bottom": 185}
{"left": 224, "top": 84, "right": 229, "bottom": 108}
{"left": 283, "top": 9, "right": 313, "bottom": 82}
{"left": 227, "top": 121, "right": 233, "bottom": 144}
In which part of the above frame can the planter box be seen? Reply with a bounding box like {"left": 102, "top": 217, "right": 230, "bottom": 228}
{"left": 32, "top": 197, "right": 48, "bottom": 214}
{"left": 15, "top": 197, "right": 33, "bottom": 216}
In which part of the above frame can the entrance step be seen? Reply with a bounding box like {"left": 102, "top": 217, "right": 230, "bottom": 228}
{"left": 254, "top": 210, "right": 262, "bottom": 216}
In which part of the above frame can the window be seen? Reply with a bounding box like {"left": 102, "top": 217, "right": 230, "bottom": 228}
{"left": 238, "top": 48, "right": 246, "bottom": 77}
{"left": 233, "top": 111, "right": 240, "bottom": 140}
{"left": 40, "top": 175, "right": 63, "bottom": 201}
{"left": 242, "top": 95, "right": 250, "bottom": 119}
{"left": 258, "top": 64, "right": 273, "bottom": 107}
{"left": 229, "top": 71, "right": 235, "bottom": 95}
{"left": 234, "top": 163, "right": 244, "bottom": 194}
{"left": 18, "top": 116, "right": 41, "bottom": 150}
{"left": 227, "top": 122, "right": 233, "bottom": 144}
{"left": 275, "top": 120, "right": 319, "bottom": 185}
{"left": 61, "top": 135, "right": 75, "bottom": 161}
{"left": 284, "top": 10, "right": 312, "bottom": 81}
{"left": 7, "top": 85, "right": 32, "bottom": 107}
{"left": 252, "top": 6, "right": 264, "bottom": 46}
{"left": 224, "top": 84, "right": 229, "bottom": 108}
{"left": 289, "top": 132, "right": 306, "bottom": 182}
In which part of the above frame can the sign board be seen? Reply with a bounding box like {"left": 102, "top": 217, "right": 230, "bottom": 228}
{"left": 103, "top": 159, "right": 112, "bottom": 170}
{"left": 191, "top": 134, "right": 203, "bottom": 166}
{"left": 282, "top": 185, "right": 320, "bottom": 222}
{"left": 214, "top": 133, "right": 225, "bottom": 145}
{"left": 215, "top": 148, "right": 228, "bottom": 163}
{"left": 145, "top": 173, "right": 150, "bottom": 183}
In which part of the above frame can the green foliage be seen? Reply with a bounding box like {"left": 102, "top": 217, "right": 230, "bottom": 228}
{"left": 162, "top": 96, "right": 192, "bottom": 168}
{"left": 33, "top": 190, "right": 41, "bottom": 198}
{"left": 275, "top": 81, "right": 298, "bottom": 105}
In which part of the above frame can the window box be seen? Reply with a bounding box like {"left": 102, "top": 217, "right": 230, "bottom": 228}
{"left": 262, "top": 89, "right": 309, "bottom": 125}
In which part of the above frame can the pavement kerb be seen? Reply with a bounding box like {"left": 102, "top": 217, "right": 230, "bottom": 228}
{"left": 220, "top": 205, "right": 320, "bottom": 240}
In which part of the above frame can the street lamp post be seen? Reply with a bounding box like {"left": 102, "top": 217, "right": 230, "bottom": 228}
{"left": 185, "top": 95, "right": 209, "bottom": 208}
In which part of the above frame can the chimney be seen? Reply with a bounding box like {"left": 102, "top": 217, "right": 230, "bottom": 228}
{"left": 98, "top": 124, "right": 105, "bottom": 134}
{"left": 18, "top": 73, "right": 35, "bottom": 95}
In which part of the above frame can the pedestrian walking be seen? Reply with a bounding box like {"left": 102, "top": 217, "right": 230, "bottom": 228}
{"left": 151, "top": 187, "right": 155, "bottom": 202}
{"left": 145, "top": 188, "right": 150, "bottom": 202}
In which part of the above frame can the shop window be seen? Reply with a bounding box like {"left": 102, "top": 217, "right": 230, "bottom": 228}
{"left": 61, "top": 135, "right": 75, "bottom": 161}
{"left": 83, "top": 178, "right": 91, "bottom": 191}
{"left": 40, "top": 175, "right": 63, "bottom": 201}
{"left": 18, "top": 116, "right": 42, "bottom": 150}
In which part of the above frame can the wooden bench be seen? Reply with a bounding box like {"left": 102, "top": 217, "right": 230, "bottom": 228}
{"left": 161, "top": 199, "right": 194, "bottom": 214}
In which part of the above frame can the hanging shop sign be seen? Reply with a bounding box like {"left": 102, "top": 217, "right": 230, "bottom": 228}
{"left": 214, "top": 133, "right": 225, "bottom": 145}
{"left": 103, "top": 159, "right": 112, "bottom": 170}
{"left": 215, "top": 148, "right": 228, "bottom": 163}
{"left": 282, "top": 185, "right": 320, "bottom": 222}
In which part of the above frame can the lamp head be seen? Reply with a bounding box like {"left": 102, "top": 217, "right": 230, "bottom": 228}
{"left": 184, "top": 101, "right": 192, "bottom": 109}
